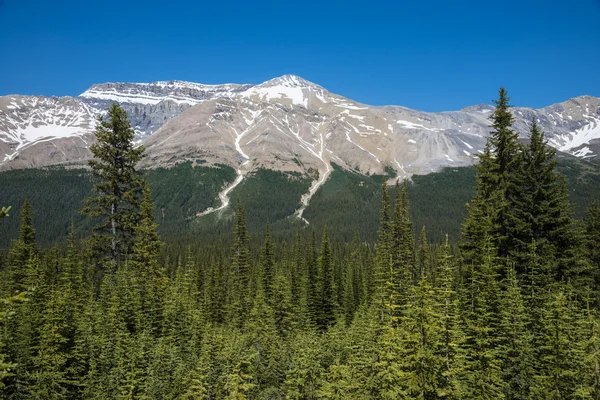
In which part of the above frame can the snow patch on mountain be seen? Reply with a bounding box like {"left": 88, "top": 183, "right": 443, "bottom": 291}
{"left": 558, "top": 118, "right": 600, "bottom": 152}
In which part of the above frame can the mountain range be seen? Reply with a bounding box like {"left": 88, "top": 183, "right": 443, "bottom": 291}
{"left": 1, "top": 75, "right": 599, "bottom": 219}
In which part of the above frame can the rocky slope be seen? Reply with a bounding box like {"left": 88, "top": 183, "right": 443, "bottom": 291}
{"left": 1, "top": 75, "right": 599, "bottom": 185}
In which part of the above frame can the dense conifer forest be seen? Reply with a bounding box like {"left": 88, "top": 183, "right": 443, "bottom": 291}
{"left": 1, "top": 90, "right": 600, "bottom": 399}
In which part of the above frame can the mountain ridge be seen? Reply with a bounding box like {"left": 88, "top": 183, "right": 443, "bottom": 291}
{"left": 1, "top": 75, "right": 599, "bottom": 177}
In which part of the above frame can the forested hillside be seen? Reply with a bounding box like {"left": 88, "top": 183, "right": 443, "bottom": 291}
{"left": 1, "top": 92, "right": 600, "bottom": 399}
{"left": 1, "top": 152, "right": 599, "bottom": 248}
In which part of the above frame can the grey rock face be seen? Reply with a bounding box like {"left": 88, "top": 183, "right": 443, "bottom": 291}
{"left": 78, "top": 80, "right": 255, "bottom": 139}
{"left": 0, "top": 76, "right": 599, "bottom": 178}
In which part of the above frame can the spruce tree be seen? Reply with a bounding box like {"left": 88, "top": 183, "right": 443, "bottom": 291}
{"left": 83, "top": 103, "right": 145, "bottom": 269}
{"left": 229, "top": 200, "right": 251, "bottom": 328}
{"left": 497, "top": 267, "right": 534, "bottom": 399}
{"left": 458, "top": 236, "right": 503, "bottom": 399}
{"left": 577, "top": 296, "right": 600, "bottom": 399}
{"left": 260, "top": 223, "right": 275, "bottom": 303}
{"left": 130, "top": 182, "right": 165, "bottom": 334}
{"left": 4, "top": 199, "right": 37, "bottom": 295}
{"left": 374, "top": 182, "right": 394, "bottom": 326}
{"left": 461, "top": 87, "right": 520, "bottom": 267}
{"left": 532, "top": 286, "right": 583, "bottom": 398}
{"left": 307, "top": 231, "right": 321, "bottom": 328}
{"left": 318, "top": 226, "right": 336, "bottom": 332}
{"left": 397, "top": 267, "right": 444, "bottom": 399}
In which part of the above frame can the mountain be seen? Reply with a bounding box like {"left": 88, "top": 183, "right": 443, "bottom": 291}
{"left": 78, "top": 80, "right": 254, "bottom": 139}
{"left": 1, "top": 77, "right": 599, "bottom": 199}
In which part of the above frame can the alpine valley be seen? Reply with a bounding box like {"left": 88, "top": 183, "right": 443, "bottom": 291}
{"left": 1, "top": 75, "right": 600, "bottom": 245}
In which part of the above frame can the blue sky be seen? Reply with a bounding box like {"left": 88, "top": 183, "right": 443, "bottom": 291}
{"left": 0, "top": 0, "right": 599, "bottom": 111}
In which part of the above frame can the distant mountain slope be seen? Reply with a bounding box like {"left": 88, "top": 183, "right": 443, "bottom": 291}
{"left": 1, "top": 154, "right": 598, "bottom": 248}
{"left": 1, "top": 78, "right": 599, "bottom": 212}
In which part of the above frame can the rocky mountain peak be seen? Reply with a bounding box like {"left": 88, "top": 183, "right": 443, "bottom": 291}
{"left": 259, "top": 74, "right": 321, "bottom": 89}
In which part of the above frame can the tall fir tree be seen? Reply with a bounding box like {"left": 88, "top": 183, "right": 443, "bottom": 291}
{"left": 532, "top": 286, "right": 584, "bottom": 398}
{"left": 130, "top": 182, "right": 166, "bottom": 334}
{"left": 318, "top": 226, "right": 336, "bottom": 332}
{"left": 458, "top": 236, "right": 503, "bottom": 399}
{"left": 3, "top": 199, "right": 37, "bottom": 295}
{"left": 497, "top": 267, "right": 534, "bottom": 399}
{"left": 397, "top": 266, "right": 445, "bottom": 399}
{"left": 260, "top": 223, "right": 275, "bottom": 303}
{"left": 83, "top": 103, "right": 145, "bottom": 270}
{"left": 229, "top": 200, "right": 251, "bottom": 328}
{"left": 307, "top": 231, "right": 321, "bottom": 328}
{"left": 374, "top": 182, "right": 394, "bottom": 325}
{"left": 461, "top": 87, "right": 520, "bottom": 268}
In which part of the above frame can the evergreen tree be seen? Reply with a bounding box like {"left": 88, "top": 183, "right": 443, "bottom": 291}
{"left": 260, "top": 223, "right": 275, "bottom": 303}
{"left": 497, "top": 267, "right": 534, "bottom": 399}
{"left": 130, "top": 182, "right": 165, "bottom": 334}
{"left": 488, "top": 87, "right": 520, "bottom": 259}
{"left": 28, "top": 285, "right": 70, "bottom": 399}
{"left": 435, "top": 236, "right": 464, "bottom": 399}
{"left": 229, "top": 200, "right": 251, "bottom": 328}
{"left": 83, "top": 103, "right": 145, "bottom": 269}
{"left": 532, "top": 286, "right": 584, "bottom": 398}
{"left": 417, "top": 225, "right": 430, "bottom": 280}
{"left": 577, "top": 296, "right": 600, "bottom": 399}
{"left": 271, "top": 272, "right": 294, "bottom": 338}
{"left": 393, "top": 180, "right": 415, "bottom": 288}
{"left": 284, "top": 331, "right": 323, "bottom": 399}
{"left": 397, "top": 267, "right": 444, "bottom": 399}
{"left": 307, "top": 231, "right": 321, "bottom": 328}
{"left": 458, "top": 236, "right": 503, "bottom": 399}
{"left": 461, "top": 87, "right": 520, "bottom": 267}
{"left": 318, "top": 226, "right": 336, "bottom": 332}
{"left": 4, "top": 199, "right": 37, "bottom": 295}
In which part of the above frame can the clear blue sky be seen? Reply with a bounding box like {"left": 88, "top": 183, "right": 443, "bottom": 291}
{"left": 1, "top": 0, "right": 599, "bottom": 111}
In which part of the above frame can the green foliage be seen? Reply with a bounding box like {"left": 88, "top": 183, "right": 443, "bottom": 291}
{"left": 83, "top": 103, "right": 145, "bottom": 267}
{"left": 1, "top": 87, "right": 599, "bottom": 400}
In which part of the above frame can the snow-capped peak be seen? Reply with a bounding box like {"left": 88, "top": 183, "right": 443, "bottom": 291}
{"left": 241, "top": 75, "right": 323, "bottom": 107}
{"left": 258, "top": 74, "right": 320, "bottom": 89}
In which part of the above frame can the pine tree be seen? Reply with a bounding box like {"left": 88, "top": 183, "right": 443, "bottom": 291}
{"left": 271, "top": 272, "right": 294, "bottom": 338}
{"left": 307, "top": 231, "right": 321, "bottom": 328}
{"left": 130, "top": 182, "right": 165, "bottom": 334}
{"left": 284, "top": 331, "right": 323, "bottom": 399}
{"left": 317, "top": 360, "right": 363, "bottom": 399}
{"left": 532, "top": 286, "right": 583, "bottom": 398}
{"left": 461, "top": 87, "right": 520, "bottom": 267}
{"left": 229, "top": 200, "right": 251, "bottom": 328}
{"left": 397, "top": 267, "right": 444, "bottom": 399}
{"left": 458, "top": 236, "right": 503, "bottom": 399}
{"left": 577, "top": 296, "right": 600, "bottom": 399}
{"left": 393, "top": 180, "right": 415, "bottom": 280}
{"left": 260, "top": 223, "right": 275, "bottom": 303}
{"left": 417, "top": 226, "right": 430, "bottom": 280}
{"left": 83, "top": 103, "right": 145, "bottom": 269}
{"left": 374, "top": 182, "right": 392, "bottom": 302}
{"left": 28, "top": 285, "right": 70, "bottom": 399}
{"left": 497, "top": 267, "right": 534, "bottom": 399}
{"left": 435, "top": 236, "right": 464, "bottom": 399}
{"left": 507, "top": 119, "right": 587, "bottom": 287}
{"left": 318, "top": 226, "right": 336, "bottom": 332}
{"left": 3, "top": 199, "right": 37, "bottom": 295}
{"left": 489, "top": 87, "right": 520, "bottom": 259}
